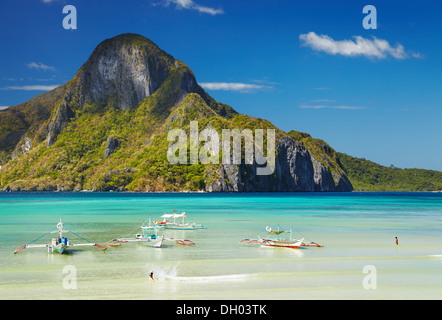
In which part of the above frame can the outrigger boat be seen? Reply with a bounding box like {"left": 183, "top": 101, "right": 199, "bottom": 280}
{"left": 14, "top": 219, "right": 107, "bottom": 254}
{"left": 259, "top": 224, "right": 304, "bottom": 249}
{"left": 108, "top": 215, "right": 197, "bottom": 248}
{"left": 154, "top": 209, "right": 206, "bottom": 230}
{"left": 107, "top": 216, "right": 164, "bottom": 248}
{"left": 240, "top": 223, "right": 323, "bottom": 249}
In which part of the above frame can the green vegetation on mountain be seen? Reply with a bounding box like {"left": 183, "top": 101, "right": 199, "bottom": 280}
{"left": 287, "top": 130, "right": 346, "bottom": 182}
{"left": 0, "top": 33, "right": 439, "bottom": 192}
{"left": 0, "top": 90, "right": 278, "bottom": 192}
{"left": 338, "top": 153, "right": 442, "bottom": 191}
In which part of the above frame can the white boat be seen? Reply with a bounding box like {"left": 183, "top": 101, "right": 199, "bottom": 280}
{"left": 136, "top": 223, "right": 164, "bottom": 248}
{"left": 241, "top": 223, "right": 307, "bottom": 249}
{"left": 259, "top": 224, "right": 304, "bottom": 249}
{"left": 14, "top": 219, "right": 107, "bottom": 254}
{"left": 107, "top": 216, "right": 164, "bottom": 248}
{"left": 155, "top": 209, "right": 206, "bottom": 230}
{"left": 259, "top": 237, "right": 304, "bottom": 249}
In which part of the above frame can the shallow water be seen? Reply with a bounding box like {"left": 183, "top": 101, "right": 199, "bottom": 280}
{"left": 0, "top": 192, "right": 441, "bottom": 300}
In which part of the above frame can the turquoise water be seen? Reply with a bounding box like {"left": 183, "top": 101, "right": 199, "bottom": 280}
{"left": 0, "top": 192, "right": 441, "bottom": 300}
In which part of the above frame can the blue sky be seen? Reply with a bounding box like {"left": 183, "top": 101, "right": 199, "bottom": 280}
{"left": 0, "top": 0, "right": 441, "bottom": 170}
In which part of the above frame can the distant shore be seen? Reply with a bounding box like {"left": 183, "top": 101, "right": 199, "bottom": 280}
{"left": 0, "top": 189, "right": 441, "bottom": 194}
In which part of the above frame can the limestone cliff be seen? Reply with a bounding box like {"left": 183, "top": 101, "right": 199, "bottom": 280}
{"left": 0, "top": 33, "right": 352, "bottom": 192}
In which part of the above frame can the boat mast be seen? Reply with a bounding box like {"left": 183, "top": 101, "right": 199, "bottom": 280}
{"left": 57, "top": 219, "right": 64, "bottom": 239}
{"left": 277, "top": 222, "right": 280, "bottom": 241}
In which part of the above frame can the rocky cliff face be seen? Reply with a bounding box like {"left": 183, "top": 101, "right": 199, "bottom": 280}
{"left": 205, "top": 136, "right": 352, "bottom": 192}
{"left": 0, "top": 33, "right": 352, "bottom": 192}
{"left": 46, "top": 99, "right": 75, "bottom": 147}
{"left": 77, "top": 34, "right": 176, "bottom": 110}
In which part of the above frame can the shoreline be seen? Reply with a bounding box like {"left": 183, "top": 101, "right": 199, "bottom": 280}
{"left": 0, "top": 190, "right": 441, "bottom": 194}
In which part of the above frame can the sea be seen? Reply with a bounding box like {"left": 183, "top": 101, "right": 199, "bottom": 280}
{"left": 0, "top": 191, "right": 440, "bottom": 300}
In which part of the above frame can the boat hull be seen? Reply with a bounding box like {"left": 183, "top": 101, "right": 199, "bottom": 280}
{"left": 52, "top": 243, "right": 67, "bottom": 254}
{"left": 261, "top": 238, "right": 304, "bottom": 249}
{"left": 138, "top": 235, "right": 164, "bottom": 248}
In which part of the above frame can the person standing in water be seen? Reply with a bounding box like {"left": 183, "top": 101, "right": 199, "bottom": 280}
{"left": 395, "top": 237, "right": 398, "bottom": 245}
{"left": 149, "top": 272, "right": 154, "bottom": 281}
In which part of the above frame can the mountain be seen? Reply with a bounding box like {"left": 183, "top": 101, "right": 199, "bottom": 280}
{"left": 338, "top": 153, "right": 442, "bottom": 191}
{"left": 0, "top": 33, "right": 353, "bottom": 192}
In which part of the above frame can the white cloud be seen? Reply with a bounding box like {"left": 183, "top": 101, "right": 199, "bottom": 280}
{"left": 157, "top": 0, "right": 224, "bottom": 15}
{"left": 27, "top": 62, "right": 56, "bottom": 71}
{"left": 333, "top": 105, "right": 366, "bottom": 110}
{"left": 300, "top": 105, "right": 365, "bottom": 110}
{"left": 251, "top": 78, "right": 279, "bottom": 86}
{"left": 1, "top": 85, "right": 60, "bottom": 91}
{"left": 200, "top": 82, "right": 270, "bottom": 93}
{"left": 411, "top": 52, "right": 425, "bottom": 59}
{"left": 0, "top": 106, "right": 10, "bottom": 110}
{"left": 299, "top": 32, "right": 421, "bottom": 60}
{"left": 3, "top": 78, "right": 24, "bottom": 81}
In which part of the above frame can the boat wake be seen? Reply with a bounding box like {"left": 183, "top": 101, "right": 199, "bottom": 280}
{"left": 145, "top": 263, "right": 255, "bottom": 282}
{"left": 170, "top": 273, "right": 256, "bottom": 282}
{"left": 145, "top": 263, "right": 179, "bottom": 281}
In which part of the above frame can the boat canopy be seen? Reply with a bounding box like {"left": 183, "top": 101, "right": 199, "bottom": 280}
{"left": 268, "top": 230, "right": 285, "bottom": 235}
{"left": 161, "top": 212, "right": 186, "bottom": 219}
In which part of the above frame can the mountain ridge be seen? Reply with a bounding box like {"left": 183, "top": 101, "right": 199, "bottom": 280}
{"left": 0, "top": 33, "right": 355, "bottom": 192}
{"left": 338, "top": 153, "right": 442, "bottom": 191}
